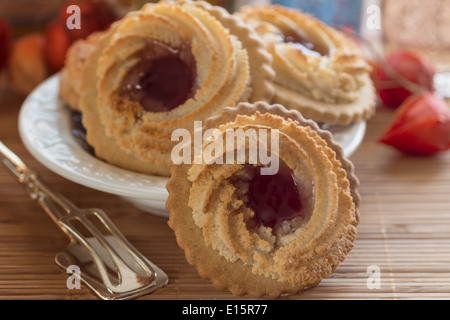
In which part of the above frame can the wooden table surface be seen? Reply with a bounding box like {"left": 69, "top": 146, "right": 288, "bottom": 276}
{"left": 0, "top": 85, "right": 449, "bottom": 300}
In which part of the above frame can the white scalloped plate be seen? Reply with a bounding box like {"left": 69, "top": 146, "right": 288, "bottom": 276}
{"left": 18, "top": 75, "right": 366, "bottom": 218}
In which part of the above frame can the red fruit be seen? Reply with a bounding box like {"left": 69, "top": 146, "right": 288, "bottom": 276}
{"left": 44, "top": 20, "right": 73, "bottom": 73}
{"left": 379, "top": 93, "right": 450, "bottom": 156}
{"left": 374, "top": 50, "right": 436, "bottom": 109}
{"left": 59, "top": 0, "right": 116, "bottom": 41}
{"left": 8, "top": 34, "right": 49, "bottom": 94}
{"left": 0, "top": 18, "right": 11, "bottom": 72}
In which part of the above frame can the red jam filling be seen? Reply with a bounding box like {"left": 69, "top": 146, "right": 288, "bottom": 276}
{"left": 234, "top": 161, "right": 313, "bottom": 233}
{"left": 121, "top": 39, "right": 196, "bottom": 112}
{"left": 281, "top": 31, "right": 328, "bottom": 57}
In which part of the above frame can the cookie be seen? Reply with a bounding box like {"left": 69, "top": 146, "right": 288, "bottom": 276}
{"left": 72, "top": 1, "right": 274, "bottom": 176}
{"left": 167, "top": 101, "right": 359, "bottom": 297}
{"left": 238, "top": 5, "right": 376, "bottom": 125}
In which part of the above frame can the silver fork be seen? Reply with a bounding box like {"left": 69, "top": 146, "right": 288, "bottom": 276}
{"left": 0, "top": 141, "right": 168, "bottom": 300}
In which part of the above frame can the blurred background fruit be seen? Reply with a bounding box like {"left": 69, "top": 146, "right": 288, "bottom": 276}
{"left": 1, "top": 0, "right": 118, "bottom": 94}
{"left": 379, "top": 92, "right": 450, "bottom": 156}
{"left": 44, "top": 20, "right": 73, "bottom": 74}
{"left": 8, "top": 33, "right": 49, "bottom": 94}
{"left": 60, "top": 0, "right": 116, "bottom": 41}
{"left": 373, "top": 50, "right": 436, "bottom": 109}
{"left": 42, "top": 0, "right": 116, "bottom": 73}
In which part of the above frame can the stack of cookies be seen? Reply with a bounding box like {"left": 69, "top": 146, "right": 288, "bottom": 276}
{"left": 59, "top": 0, "right": 375, "bottom": 297}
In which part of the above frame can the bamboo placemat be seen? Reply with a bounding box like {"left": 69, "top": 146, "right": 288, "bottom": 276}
{"left": 0, "top": 89, "right": 449, "bottom": 300}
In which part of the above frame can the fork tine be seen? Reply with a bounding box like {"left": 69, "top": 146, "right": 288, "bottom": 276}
{"left": 61, "top": 218, "right": 118, "bottom": 289}
{"left": 86, "top": 210, "right": 152, "bottom": 270}
{"left": 65, "top": 210, "right": 156, "bottom": 291}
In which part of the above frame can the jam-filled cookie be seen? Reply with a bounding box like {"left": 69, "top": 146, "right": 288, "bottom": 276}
{"left": 238, "top": 5, "right": 376, "bottom": 125}
{"left": 167, "top": 101, "right": 360, "bottom": 297}
{"left": 65, "top": 1, "right": 273, "bottom": 176}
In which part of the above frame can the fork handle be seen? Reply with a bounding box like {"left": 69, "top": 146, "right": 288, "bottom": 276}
{"left": 0, "top": 141, "right": 73, "bottom": 224}
{"left": 0, "top": 141, "right": 29, "bottom": 180}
